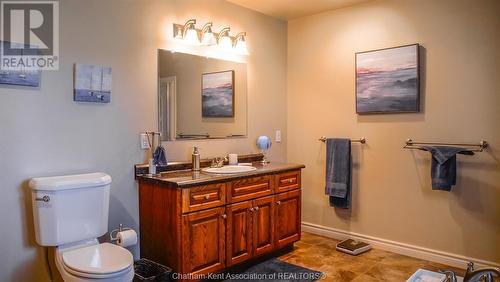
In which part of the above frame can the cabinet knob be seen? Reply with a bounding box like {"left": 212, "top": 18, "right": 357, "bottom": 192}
{"left": 288, "top": 179, "right": 294, "bottom": 183}
{"left": 204, "top": 195, "right": 210, "bottom": 200}
{"left": 276, "top": 201, "right": 281, "bottom": 205}
{"left": 221, "top": 214, "right": 227, "bottom": 219}
{"left": 250, "top": 208, "right": 254, "bottom": 212}
{"left": 254, "top": 206, "right": 259, "bottom": 211}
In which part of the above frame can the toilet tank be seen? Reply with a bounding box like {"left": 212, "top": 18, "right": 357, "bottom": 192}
{"left": 29, "top": 173, "right": 112, "bottom": 246}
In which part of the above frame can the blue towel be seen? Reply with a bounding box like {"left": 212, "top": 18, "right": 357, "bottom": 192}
{"left": 421, "top": 146, "right": 473, "bottom": 191}
{"left": 325, "top": 138, "right": 351, "bottom": 209}
{"left": 153, "top": 146, "right": 167, "bottom": 166}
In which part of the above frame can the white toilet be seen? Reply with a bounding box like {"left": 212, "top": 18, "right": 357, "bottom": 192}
{"left": 29, "top": 173, "right": 134, "bottom": 282}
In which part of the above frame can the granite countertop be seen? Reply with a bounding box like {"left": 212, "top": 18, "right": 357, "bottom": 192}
{"left": 136, "top": 162, "right": 305, "bottom": 188}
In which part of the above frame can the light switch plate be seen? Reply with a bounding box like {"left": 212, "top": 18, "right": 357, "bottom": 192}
{"left": 140, "top": 133, "right": 150, "bottom": 149}
{"left": 275, "top": 130, "right": 281, "bottom": 143}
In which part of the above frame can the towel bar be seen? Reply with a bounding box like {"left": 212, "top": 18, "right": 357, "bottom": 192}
{"left": 319, "top": 137, "right": 366, "bottom": 144}
{"left": 403, "top": 139, "right": 488, "bottom": 152}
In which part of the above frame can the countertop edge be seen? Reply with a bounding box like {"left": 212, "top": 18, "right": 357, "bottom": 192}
{"left": 136, "top": 163, "right": 305, "bottom": 189}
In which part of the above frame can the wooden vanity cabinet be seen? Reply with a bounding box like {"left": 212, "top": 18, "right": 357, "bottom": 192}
{"left": 138, "top": 169, "right": 302, "bottom": 279}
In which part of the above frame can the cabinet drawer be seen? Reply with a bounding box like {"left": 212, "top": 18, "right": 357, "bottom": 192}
{"left": 228, "top": 175, "right": 273, "bottom": 203}
{"left": 182, "top": 183, "right": 226, "bottom": 213}
{"left": 275, "top": 170, "right": 301, "bottom": 193}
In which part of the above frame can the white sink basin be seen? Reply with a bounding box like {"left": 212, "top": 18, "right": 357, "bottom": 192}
{"left": 202, "top": 165, "right": 257, "bottom": 174}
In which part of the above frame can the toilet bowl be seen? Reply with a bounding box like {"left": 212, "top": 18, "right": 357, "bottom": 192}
{"left": 54, "top": 241, "right": 134, "bottom": 282}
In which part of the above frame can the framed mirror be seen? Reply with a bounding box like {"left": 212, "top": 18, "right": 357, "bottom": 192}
{"left": 158, "top": 50, "right": 247, "bottom": 140}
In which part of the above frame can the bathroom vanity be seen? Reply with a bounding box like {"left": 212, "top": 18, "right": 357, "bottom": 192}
{"left": 135, "top": 159, "right": 304, "bottom": 279}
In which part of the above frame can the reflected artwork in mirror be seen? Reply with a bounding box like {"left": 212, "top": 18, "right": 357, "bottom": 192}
{"left": 158, "top": 50, "right": 247, "bottom": 140}
{"left": 202, "top": 70, "right": 234, "bottom": 117}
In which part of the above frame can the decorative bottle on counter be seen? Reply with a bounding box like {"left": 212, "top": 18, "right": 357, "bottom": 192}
{"left": 192, "top": 147, "right": 200, "bottom": 171}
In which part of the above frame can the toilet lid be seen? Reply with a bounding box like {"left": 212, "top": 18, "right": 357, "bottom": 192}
{"left": 62, "top": 243, "right": 133, "bottom": 275}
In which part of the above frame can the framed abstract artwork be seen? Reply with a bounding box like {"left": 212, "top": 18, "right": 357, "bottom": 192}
{"left": 356, "top": 44, "right": 420, "bottom": 114}
{"left": 202, "top": 70, "right": 234, "bottom": 117}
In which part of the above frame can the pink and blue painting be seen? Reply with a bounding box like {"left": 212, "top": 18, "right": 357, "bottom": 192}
{"left": 356, "top": 44, "right": 419, "bottom": 114}
{"left": 74, "top": 64, "right": 112, "bottom": 103}
{"left": 202, "top": 70, "right": 234, "bottom": 117}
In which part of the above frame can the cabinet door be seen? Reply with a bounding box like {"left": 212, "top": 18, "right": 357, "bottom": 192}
{"left": 253, "top": 195, "right": 275, "bottom": 256}
{"left": 275, "top": 190, "right": 301, "bottom": 248}
{"left": 226, "top": 200, "right": 253, "bottom": 266}
{"left": 182, "top": 207, "right": 226, "bottom": 275}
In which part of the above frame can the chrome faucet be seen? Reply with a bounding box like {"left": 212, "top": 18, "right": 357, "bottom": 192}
{"left": 441, "top": 262, "right": 500, "bottom": 282}
{"left": 211, "top": 156, "right": 228, "bottom": 168}
{"left": 464, "top": 262, "right": 500, "bottom": 282}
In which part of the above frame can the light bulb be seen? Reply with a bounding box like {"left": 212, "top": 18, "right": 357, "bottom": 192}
{"left": 235, "top": 39, "right": 248, "bottom": 55}
{"left": 218, "top": 35, "right": 233, "bottom": 51}
{"left": 202, "top": 31, "right": 216, "bottom": 46}
{"left": 184, "top": 28, "right": 199, "bottom": 45}
{"left": 201, "top": 23, "right": 216, "bottom": 46}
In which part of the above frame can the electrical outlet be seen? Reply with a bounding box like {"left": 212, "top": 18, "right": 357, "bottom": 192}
{"left": 140, "top": 133, "right": 150, "bottom": 149}
{"left": 275, "top": 130, "right": 281, "bottom": 143}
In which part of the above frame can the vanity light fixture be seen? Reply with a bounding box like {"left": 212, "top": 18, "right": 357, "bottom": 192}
{"left": 172, "top": 20, "right": 249, "bottom": 55}
{"left": 234, "top": 32, "right": 249, "bottom": 55}
{"left": 177, "top": 19, "right": 199, "bottom": 45}
{"left": 217, "top": 27, "right": 233, "bottom": 51}
{"left": 201, "top": 22, "right": 217, "bottom": 46}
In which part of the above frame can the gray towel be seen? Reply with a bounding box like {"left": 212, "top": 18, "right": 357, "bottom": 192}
{"left": 153, "top": 146, "right": 168, "bottom": 166}
{"left": 325, "top": 138, "right": 351, "bottom": 209}
{"left": 421, "top": 146, "right": 473, "bottom": 191}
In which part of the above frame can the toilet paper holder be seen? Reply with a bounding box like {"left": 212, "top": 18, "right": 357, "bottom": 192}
{"left": 109, "top": 224, "right": 132, "bottom": 244}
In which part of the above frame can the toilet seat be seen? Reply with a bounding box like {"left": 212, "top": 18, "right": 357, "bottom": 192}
{"left": 56, "top": 242, "right": 134, "bottom": 281}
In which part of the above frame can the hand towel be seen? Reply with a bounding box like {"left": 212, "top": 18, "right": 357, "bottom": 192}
{"left": 325, "top": 138, "right": 351, "bottom": 209}
{"left": 153, "top": 146, "right": 168, "bottom": 166}
{"left": 421, "top": 146, "right": 473, "bottom": 191}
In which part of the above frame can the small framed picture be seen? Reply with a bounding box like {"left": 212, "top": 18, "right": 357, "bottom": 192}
{"left": 356, "top": 44, "right": 420, "bottom": 114}
{"left": 202, "top": 70, "right": 234, "bottom": 117}
{"left": 0, "top": 41, "right": 41, "bottom": 87}
{"left": 74, "top": 64, "right": 112, "bottom": 103}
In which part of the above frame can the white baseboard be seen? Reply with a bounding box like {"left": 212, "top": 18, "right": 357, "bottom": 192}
{"left": 302, "top": 221, "right": 499, "bottom": 269}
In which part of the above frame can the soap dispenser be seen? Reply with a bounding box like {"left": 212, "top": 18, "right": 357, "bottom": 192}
{"left": 192, "top": 147, "right": 200, "bottom": 171}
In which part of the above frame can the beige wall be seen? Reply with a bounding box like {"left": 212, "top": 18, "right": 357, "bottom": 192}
{"left": 288, "top": 0, "right": 500, "bottom": 264}
{"left": 0, "top": 0, "right": 287, "bottom": 281}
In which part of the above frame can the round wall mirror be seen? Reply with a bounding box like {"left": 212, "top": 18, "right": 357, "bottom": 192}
{"left": 256, "top": 135, "right": 272, "bottom": 163}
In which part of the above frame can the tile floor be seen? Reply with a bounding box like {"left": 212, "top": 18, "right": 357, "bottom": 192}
{"left": 279, "top": 232, "right": 466, "bottom": 282}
